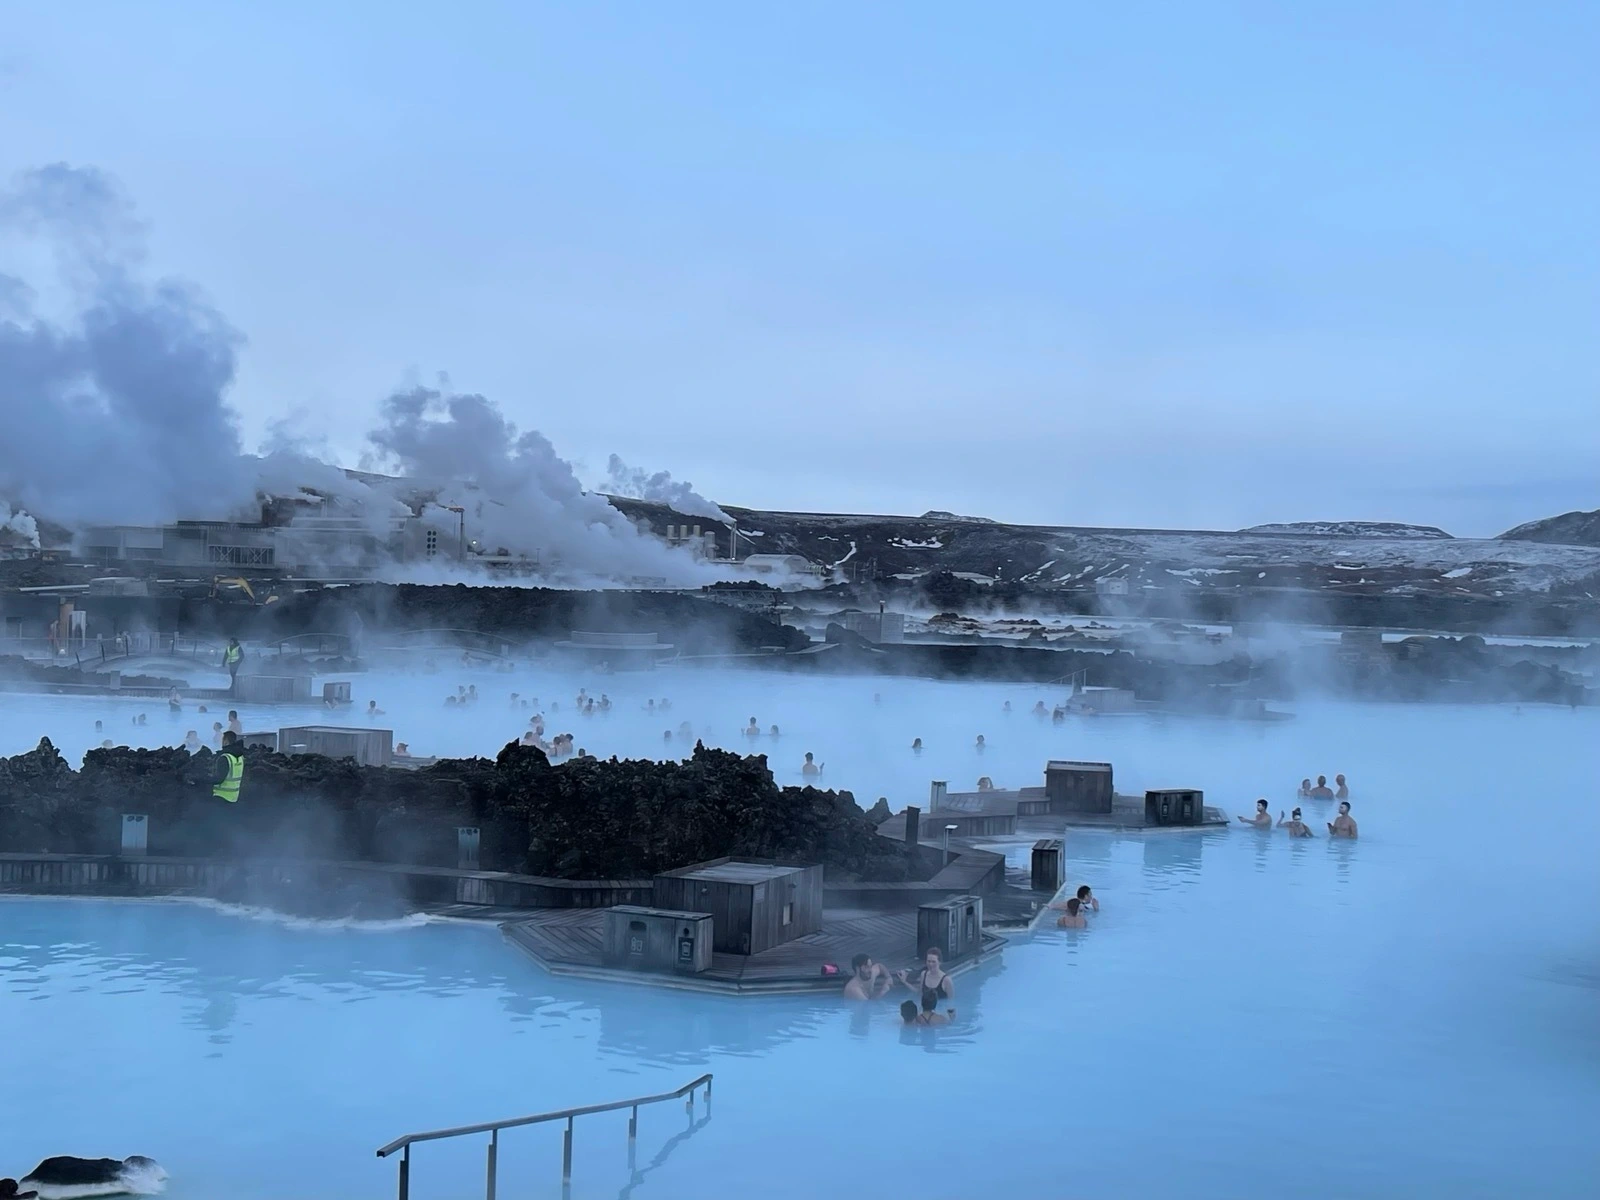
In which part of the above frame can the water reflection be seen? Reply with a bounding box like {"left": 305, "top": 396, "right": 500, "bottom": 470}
{"left": 617, "top": 1108, "right": 712, "bottom": 1200}
{"left": 1140, "top": 831, "right": 1208, "bottom": 879}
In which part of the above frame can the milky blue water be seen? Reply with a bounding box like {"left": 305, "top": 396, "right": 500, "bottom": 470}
{"left": 3, "top": 671, "right": 1599, "bottom": 1198}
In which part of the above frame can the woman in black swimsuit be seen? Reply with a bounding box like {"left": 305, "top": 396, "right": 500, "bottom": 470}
{"left": 897, "top": 946, "right": 954, "bottom": 1007}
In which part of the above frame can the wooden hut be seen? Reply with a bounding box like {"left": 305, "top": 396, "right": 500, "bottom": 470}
{"left": 651, "top": 858, "right": 822, "bottom": 956}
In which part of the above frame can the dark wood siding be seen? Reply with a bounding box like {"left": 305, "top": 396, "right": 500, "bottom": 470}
{"left": 601, "top": 906, "right": 713, "bottom": 973}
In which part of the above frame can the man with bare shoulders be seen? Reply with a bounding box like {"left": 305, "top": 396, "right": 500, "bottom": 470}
{"left": 1278, "top": 807, "right": 1314, "bottom": 837}
{"left": 1054, "top": 897, "right": 1088, "bottom": 928}
{"left": 1237, "top": 798, "right": 1272, "bottom": 828}
{"left": 843, "top": 953, "right": 894, "bottom": 1000}
{"left": 1328, "top": 802, "right": 1358, "bottom": 839}
{"left": 1309, "top": 775, "right": 1335, "bottom": 801}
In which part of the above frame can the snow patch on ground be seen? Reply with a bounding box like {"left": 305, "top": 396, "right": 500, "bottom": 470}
{"left": 1442, "top": 567, "right": 1473, "bottom": 579}
{"left": 890, "top": 537, "right": 945, "bottom": 549}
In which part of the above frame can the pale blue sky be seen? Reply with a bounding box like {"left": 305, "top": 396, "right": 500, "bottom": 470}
{"left": 2, "top": 2, "right": 1596, "bottom": 535}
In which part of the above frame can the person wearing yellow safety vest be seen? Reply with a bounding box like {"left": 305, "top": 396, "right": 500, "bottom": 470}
{"left": 213, "top": 731, "right": 245, "bottom": 803}
{"left": 223, "top": 638, "right": 243, "bottom": 693}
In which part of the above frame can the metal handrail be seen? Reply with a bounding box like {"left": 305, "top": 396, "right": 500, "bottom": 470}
{"left": 375, "top": 1073, "right": 712, "bottom": 1200}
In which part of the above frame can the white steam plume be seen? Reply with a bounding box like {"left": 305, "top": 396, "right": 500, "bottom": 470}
{"left": 0, "top": 162, "right": 720, "bottom": 585}
{"left": 604, "top": 454, "right": 729, "bottom": 522}
{"left": 366, "top": 386, "right": 714, "bottom": 583}
{"left": 0, "top": 500, "right": 39, "bottom": 547}
{"left": 0, "top": 163, "right": 256, "bottom": 526}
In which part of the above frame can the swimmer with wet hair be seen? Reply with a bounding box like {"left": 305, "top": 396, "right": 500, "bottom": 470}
{"left": 367, "top": 700, "right": 385, "bottom": 717}
{"left": 900, "top": 999, "right": 953, "bottom": 1026}
{"left": 183, "top": 730, "right": 201, "bottom": 753}
{"left": 1297, "top": 778, "right": 1313, "bottom": 799}
{"left": 769, "top": 724, "right": 780, "bottom": 738}
{"left": 1335, "top": 773, "right": 1349, "bottom": 800}
{"left": 1075, "top": 884, "right": 1098, "bottom": 913}
{"left": 1055, "top": 897, "right": 1088, "bottom": 928}
{"left": 1328, "top": 802, "right": 1358, "bottom": 839}
{"left": 745, "top": 718, "right": 760, "bottom": 738}
{"left": 1237, "top": 799, "right": 1272, "bottom": 828}
{"left": 911, "top": 737, "right": 922, "bottom": 754}
{"left": 663, "top": 729, "right": 673, "bottom": 742}
{"left": 801, "top": 752, "right": 821, "bottom": 778}
{"left": 975, "top": 734, "right": 985, "bottom": 752}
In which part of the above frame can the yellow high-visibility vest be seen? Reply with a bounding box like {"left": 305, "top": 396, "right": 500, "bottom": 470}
{"left": 213, "top": 752, "right": 245, "bottom": 803}
{"left": 223, "top": 644, "right": 242, "bottom": 667}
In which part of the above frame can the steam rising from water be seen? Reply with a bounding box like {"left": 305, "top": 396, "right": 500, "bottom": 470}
{"left": 0, "top": 163, "right": 721, "bottom": 584}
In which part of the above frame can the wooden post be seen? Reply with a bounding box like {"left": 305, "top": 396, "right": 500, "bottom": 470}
{"left": 1031, "top": 838, "right": 1064, "bottom": 893}
{"left": 485, "top": 1130, "right": 497, "bottom": 1200}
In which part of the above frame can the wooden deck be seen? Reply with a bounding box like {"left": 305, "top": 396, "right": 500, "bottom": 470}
{"left": 504, "top": 907, "right": 1003, "bottom": 995}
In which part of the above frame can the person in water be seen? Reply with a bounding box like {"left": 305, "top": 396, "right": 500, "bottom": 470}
{"left": 227, "top": 710, "right": 242, "bottom": 736}
{"left": 1075, "top": 884, "right": 1098, "bottom": 913}
{"left": 911, "top": 737, "right": 922, "bottom": 754}
{"left": 1237, "top": 798, "right": 1272, "bottom": 828}
{"left": 843, "top": 954, "right": 894, "bottom": 1000}
{"left": 1334, "top": 773, "right": 1349, "bottom": 800}
{"left": 768, "top": 724, "right": 780, "bottom": 738}
{"left": 975, "top": 734, "right": 986, "bottom": 752}
{"left": 1278, "top": 807, "right": 1314, "bottom": 837}
{"left": 897, "top": 946, "right": 954, "bottom": 1005}
{"left": 745, "top": 718, "right": 760, "bottom": 738}
{"left": 167, "top": 688, "right": 182, "bottom": 712}
{"left": 1032, "top": 700, "right": 1047, "bottom": 716}
{"left": 802, "top": 752, "right": 821, "bottom": 778}
{"left": 1051, "top": 897, "right": 1085, "bottom": 928}
{"left": 1297, "top": 778, "right": 1313, "bottom": 799}
{"left": 1309, "top": 775, "right": 1335, "bottom": 801}
{"left": 1328, "top": 802, "right": 1359, "bottom": 838}
{"left": 899, "top": 998, "right": 953, "bottom": 1026}
{"left": 183, "top": 730, "right": 201, "bottom": 753}
{"left": 367, "top": 700, "right": 385, "bottom": 717}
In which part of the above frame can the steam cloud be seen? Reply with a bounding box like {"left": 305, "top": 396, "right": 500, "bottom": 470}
{"left": 0, "top": 163, "right": 724, "bottom": 584}
{"left": 0, "top": 164, "right": 255, "bottom": 526}
{"left": 0, "top": 500, "right": 39, "bottom": 548}
{"left": 365, "top": 387, "right": 709, "bottom": 580}
{"left": 604, "top": 454, "right": 729, "bottom": 522}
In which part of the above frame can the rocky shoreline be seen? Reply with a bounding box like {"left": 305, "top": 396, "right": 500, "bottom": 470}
{"left": 0, "top": 738, "right": 913, "bottom": 883}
